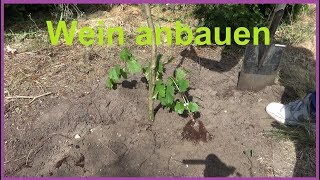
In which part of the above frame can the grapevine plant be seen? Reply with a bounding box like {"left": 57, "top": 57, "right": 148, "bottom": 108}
{"left": 106, "top": 48, "right": 199, "bottom": 117}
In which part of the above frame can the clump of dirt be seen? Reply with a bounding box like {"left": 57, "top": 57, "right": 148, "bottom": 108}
{"left": 182, "top": 119, "right": 211, "bottom": 142}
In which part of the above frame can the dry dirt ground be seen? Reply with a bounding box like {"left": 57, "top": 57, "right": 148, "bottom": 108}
{"left": 4, "top": 5, "right": 316, "bottom": 177}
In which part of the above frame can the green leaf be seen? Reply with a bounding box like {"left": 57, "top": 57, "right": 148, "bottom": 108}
{"left": 177, "top": 79, "right": 189, "bottom": 92}
{"left": 155, "top": 56, "right": 164, "bottom": 80}
{"left": 165, "top": 84, "right": 174, "bottom": 105}
{"left": 159, "top": 96, "right": 167, "bottom": 106}
{"left": 175, "top": 68, "right": 186, "bottom": 81}
{"left": 167, "top": 77, "right": 174, "bottom": 86}
{"left": 119, "top": 48, "right": 131, "bottom": 61}
{"left": 120, "top": 68, "right": 127, "bottom": 79}
{"left": 188, "top": 102, "right": 199, "bottom": 112}
{"left": 106, "top": 77, "right": 114, "bottom": 89}
{"left": 166, "top": 103, "right": 174, "bottom": 110}
{"left": 156, "top": 63, "right": 163, "bottom": 81}
{"left": 155, "top": 80, "right": 166, "bottom": 98}
{"left": 174, "top": 101, "right": 185, "bottom": 114}
{"left": 108, "top": 65, "right": 121, "bottom": 82}
{"left": 115, "top": 65, "right": 121, "bottom": 74}
{"left": 143, "top": 66, "right": 150, "bottom": 82}
{"left": 157, "top": 61, "right": 164, "bottom": 74}
{"left": 129, "top": 55, "right": 138, "bottom": 62}
{"left": 127, "top": 60, "right": 142, "bottom": 74}
{"left": 156, "top": 54, "right": 163, "bottom": 62}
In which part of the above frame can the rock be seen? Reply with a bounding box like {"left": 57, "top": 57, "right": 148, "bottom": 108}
{"left": 74, "top": 134, "right": 81, "bottom": 139}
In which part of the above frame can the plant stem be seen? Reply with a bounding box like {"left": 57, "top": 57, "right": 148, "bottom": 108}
{"left": 144, "top": 4, "right": 157, "bottom": 122}
{"left": 169, "top": 77, "right": 191, "bottom": 113}
{"left": 169, "top": 77, "right": 180, "bottom": 91}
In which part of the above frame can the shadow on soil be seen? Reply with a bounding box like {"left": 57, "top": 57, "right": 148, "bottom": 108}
{"left": 183, "top": 154, "right": 241, "bottom": 177}
{"left": 180, "top": 43, "right": 316, "bottom": 177}
{"left": 179, "top": 45, "right": 244, "bottom": 72}
{"left": 271, "top": 122, "right": 316, "bottom": 177}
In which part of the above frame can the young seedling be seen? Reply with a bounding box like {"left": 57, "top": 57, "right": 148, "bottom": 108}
{"left": 106, "top": 48, "right": 141, "bottom": 89}
{"left": 106, "top": 48, "right": 210, "bottom": 142}
{"left": 107, "top": 48, "right": 198, "bottom": 113}
{"left": 106, "top": 4, "right": 209, "bottom": 142}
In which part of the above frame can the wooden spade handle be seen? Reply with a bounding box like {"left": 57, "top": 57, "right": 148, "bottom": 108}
{"left": 258, "top": 4, "right": 286, "bottom": 68}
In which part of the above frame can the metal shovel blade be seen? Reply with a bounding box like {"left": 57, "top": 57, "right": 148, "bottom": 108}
{"left": 237, "top": 44, "right": 286, "bottom": 91}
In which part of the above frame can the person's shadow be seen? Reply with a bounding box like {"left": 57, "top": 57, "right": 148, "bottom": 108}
{"left": 179, "top": 45, "right": 244, "bottom": 73}
{"left": 183, "top": 154, "right": 240, "bottom": 177}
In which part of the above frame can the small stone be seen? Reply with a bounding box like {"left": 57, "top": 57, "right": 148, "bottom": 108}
{"left": 74, "top": 134, "right": 81, "bottom": 139}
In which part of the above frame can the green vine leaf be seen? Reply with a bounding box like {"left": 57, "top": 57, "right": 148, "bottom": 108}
{"left": 175, "top": 68, "right": 186, "bottom": 81}
{"left": 108, "top": 65, "right": 121, "bottom": 82}
{"left": 159, "top": 96, "right": 167, "bottom": 106}
{"left": 108, "top": 48, "right": 200, "bottom": 117}
{"left": 119, "top": 48, "right": 131, "bottom": 61}
{"left": 177, "top": 79, "right": 189, "bottom": 92}
{"left": 155, "top": 80, "right": 166, "bottom": 98}
{"left": 144, "top": 55, "right": 164, "bottom": 82}
{"left": 106, "top": 77, "right": 114, "bottom": 89}
{"left": 127, "top": 59, "right": 142, "bottom": 74}
{"left": 143, "top": 64, "right": 150, "bottom": 82}
{"left": 164, "top": 83, "right": 174, "bottom": 105}
{"left": 120, "top": 68, "right": 127, "bottom": 79}
{"left": 156, "top": 54, "right": 163, "bottom": 62}
{"left": 156, "top": 61, "right": 164, "bottom": 80}
{"left": 174, "top": 101, "right": 185, "bottom": 114}
{"left": 188, "top": 102, "right": 199, "bottom": 112}
{"left": 167, "top": 78, "right": 174, "bottom": 86}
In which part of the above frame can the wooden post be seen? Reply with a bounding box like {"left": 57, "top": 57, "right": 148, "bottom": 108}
{"left": 143, "top": 4, "right": 157, "bottom": 121}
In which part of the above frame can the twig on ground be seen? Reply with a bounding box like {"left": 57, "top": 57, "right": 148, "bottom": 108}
{"left": 5, "top": 92, "right": 53, "bottom": 104}
{"left": 25, "top": 149, "right": 33, "bottom": 165}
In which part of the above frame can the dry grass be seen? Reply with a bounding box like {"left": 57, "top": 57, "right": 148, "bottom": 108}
{"left": 276, "top": 4, "right": 316, "bottom": 46}
{"left": 276, "top": 4, "right": 316, "bottom": 101}
{"left": 271, "top": 123, "right": 315, "bottom": 147}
